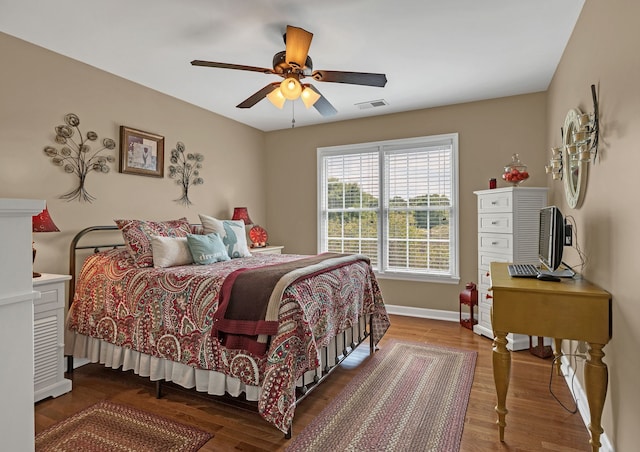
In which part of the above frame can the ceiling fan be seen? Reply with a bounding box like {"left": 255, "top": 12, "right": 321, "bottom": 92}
{"left": 191, "top": 25, "right": 387, "bottom": 117}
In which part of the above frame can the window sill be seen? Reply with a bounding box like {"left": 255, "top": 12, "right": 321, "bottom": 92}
{"left": 373, "top": 271, "right": 460, "bottom": 284}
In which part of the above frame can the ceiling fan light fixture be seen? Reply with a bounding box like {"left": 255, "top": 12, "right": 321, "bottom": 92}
{"left": 266, "top": 87, "right": 286, "bottom": 109}
{"left": 301, "top": 85, "right": 321, "bottom": 108}
{"left": 280, "top": 77, "right": 302, "bottom": 100}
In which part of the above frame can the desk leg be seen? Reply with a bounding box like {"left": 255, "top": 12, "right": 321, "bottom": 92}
{"left": 585, "top": 343, "right": 607, "bottom": 452}
{"left": 553, "top": 338, "right": 563, "bottom": 376}
{"left": 492, "top": 330, "right": 510, "bottom": 441}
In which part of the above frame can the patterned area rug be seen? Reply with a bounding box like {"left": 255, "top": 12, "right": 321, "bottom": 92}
{"left": 35, "top": 401, "right": 212, "bottom": 451}
{"left": 286, "top": 340, "right": 477, "bottom": 452}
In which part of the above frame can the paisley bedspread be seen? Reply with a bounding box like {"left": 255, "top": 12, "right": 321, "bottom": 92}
{"left": 66, "top": 248, "right": 390, "bottom": 432}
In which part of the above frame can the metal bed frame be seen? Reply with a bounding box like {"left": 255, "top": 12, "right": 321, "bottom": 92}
{"left": 66, "top": 225, "right": 375, "bottom": 437}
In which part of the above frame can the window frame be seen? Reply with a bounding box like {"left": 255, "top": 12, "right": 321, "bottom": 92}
{"left": 317, "top": 133, "right": 460, "bottom": 284}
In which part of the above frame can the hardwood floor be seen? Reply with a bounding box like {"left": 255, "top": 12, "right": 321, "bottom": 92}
{"left": 35, "top": 315, "right": 591, "bottom": 451}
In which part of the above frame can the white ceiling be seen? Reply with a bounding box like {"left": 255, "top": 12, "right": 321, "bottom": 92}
{"left": 1, "top": 0, "right": 584, "bottom": 132}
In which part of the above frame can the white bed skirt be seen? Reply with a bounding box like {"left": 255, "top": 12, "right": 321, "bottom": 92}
{"left": 65, "top": 315, "right": 368, "bottom": 401}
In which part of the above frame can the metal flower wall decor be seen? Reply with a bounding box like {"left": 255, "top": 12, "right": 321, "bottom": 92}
{"left": 168, "top": 141, "right": 204, "bottom": 206}
{"left": 44, "top": 113, "right": 116, "bottom": 202}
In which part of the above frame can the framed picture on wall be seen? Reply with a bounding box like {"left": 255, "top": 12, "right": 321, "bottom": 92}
{"left": 119, "top": 126, "right": 164, "bottom": 177}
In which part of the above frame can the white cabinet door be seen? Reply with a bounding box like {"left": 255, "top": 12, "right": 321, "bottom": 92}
{"left": 33, "top": 273, "right": 72, "bottom": 402}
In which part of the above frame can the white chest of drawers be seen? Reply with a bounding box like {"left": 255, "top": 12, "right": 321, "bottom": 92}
{"left": 473, "top": 187, "right": 548, "bottom": 350}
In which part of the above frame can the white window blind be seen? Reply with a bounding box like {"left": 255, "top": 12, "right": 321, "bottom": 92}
{"left": 323, "top": 150, "right": 380, "bottom": 266}
{"left": 318, "top": 134, "right": 459, "bottom": 283}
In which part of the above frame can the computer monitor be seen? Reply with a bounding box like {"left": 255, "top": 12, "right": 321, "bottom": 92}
{"left": 538, "top": 206, "right": 564, "bottom": 272}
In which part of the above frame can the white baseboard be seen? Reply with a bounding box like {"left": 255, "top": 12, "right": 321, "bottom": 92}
{"left": 385, "top": 305, "right": 526, "bottom": 350}
{"left": 384, "top": 304, "right": 459, "bottom": 322}
{"left": 560, "top": 356, "right": 614, "bottom": 452}
{"left": 385, "top": 304, "right": 613, "bottom": 451}
{"left": 73, "top": 357, "right": 90, "bottom": 369}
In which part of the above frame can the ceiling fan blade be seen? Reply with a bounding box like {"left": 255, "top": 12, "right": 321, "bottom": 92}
{"left": 285, "top": 25, "right": 313, "bottom": 68}
{"left": 312, "top": 70, "right": 387, "bottom": 87}
{"left": 236, "top": 83, "right": 279, "bottom": 109}
{"left": 191, "top": 60, "right": 274, "bottom": 74}
{"left": 307, "top": 85, "right": 337, "bottom": 117}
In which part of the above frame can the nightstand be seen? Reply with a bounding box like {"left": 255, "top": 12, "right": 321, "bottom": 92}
{"left": 251, "top": 245, "right": 284, "bottom": 255}
{"left": 32, "top": 273, "right": 72, "bottom": 402}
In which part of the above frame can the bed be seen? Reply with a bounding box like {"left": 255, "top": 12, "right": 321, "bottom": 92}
{"left": 64, "top": 220, "right": 390, "bottom": 435}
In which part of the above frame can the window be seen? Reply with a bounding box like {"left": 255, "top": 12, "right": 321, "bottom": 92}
{"left": 318, "top": 134, "right": 459, "bottom": 283}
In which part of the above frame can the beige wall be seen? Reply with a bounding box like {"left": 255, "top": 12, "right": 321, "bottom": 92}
{"left": 546, "top": 0, "right": 640, "bottom": 449}
{"left": 1, "top": 32, "right": 267, "bottom": 277}
{"left": 265, "top": 94, "right": 548, "bottom": 309}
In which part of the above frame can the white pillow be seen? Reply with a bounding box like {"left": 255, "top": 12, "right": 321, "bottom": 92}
{"left": 198, "top": 214, "right": 252, "bottom": 258}
{"left": 151, "top": 235, "right": 194, "bottom": 268}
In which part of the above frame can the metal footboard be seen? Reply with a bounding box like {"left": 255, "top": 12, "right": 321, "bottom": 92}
{"left": 282, "top": 314, "right": 375, "bottom": 438}
{"left": 295, "top": 314, "right": 373, "bottom": 398}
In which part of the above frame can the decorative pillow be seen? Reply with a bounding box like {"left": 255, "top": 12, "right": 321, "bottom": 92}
{"left": 115, "top": 218, "right": 192, "bottom": 267}
{"left": 186, "top": 233, "right": 230, "bottom": 264}
{"left": 190, "top": 224, "right": 205, "bottom": 235}
{"left": 198, "top": 214, "right": 252, "bottom": 258}
{"left": 150, "top": 236, "right": 194, "bottom": 268}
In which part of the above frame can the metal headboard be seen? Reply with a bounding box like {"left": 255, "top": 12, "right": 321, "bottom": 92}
{"left": 68, "top": 225, "right": 123, "bottom": 308}
{"left": 67, "top": 224, "right": 203, "bottom": 308}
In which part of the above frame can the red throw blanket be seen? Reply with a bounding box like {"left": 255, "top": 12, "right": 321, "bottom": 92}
{"left": 213, "top": 253, "right": 369, "bottom": 355}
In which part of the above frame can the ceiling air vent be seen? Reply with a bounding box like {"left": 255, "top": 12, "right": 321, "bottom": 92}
{"left": 355, "top": 99, "right": 389, "bottom": 110}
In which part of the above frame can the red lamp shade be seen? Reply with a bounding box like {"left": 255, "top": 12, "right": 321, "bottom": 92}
{"left": 32, "top": 205, "right": 60, "bottom": 278}
{"left": 231, "top": 207, "right": 253, "bottom": 225}
{"left": 32, "top": 206, "right": 60, "bottom": 233}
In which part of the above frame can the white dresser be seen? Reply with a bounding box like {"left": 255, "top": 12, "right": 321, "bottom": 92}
{"left": 473, "top": 187, "right": 548, "bottom": 350}
{"left": 33, "top": 273, "right": 72, "bottom": 402}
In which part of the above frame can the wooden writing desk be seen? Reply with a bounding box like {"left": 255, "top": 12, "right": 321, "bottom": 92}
{"left": 490, "top": 262, "right": 612, "bottom": 452}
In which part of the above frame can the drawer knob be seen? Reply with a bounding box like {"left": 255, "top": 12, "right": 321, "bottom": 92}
{"left": 491, "top": 221, "right": 498, "bottom": 225}
{"left": 486, "top": 272, "right": 490, "bottom": 277}
{"left": 491, "top": 241, "right": 498, "bottom": 245}
{"left": 486, "top": 293, "right": 493, "bottom": 299}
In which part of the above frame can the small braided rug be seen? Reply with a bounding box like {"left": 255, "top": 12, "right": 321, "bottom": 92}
{"left": 286, "top": 340, "right": 476, "bottom": 452}
{"left": 35, "top": 400, "right": 212, "bottom": 451}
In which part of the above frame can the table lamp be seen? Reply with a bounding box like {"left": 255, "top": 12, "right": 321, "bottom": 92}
{"left": 231, "top": 207, "right": 268, "bottom": 248}
{"left": 32, "top": 205, "right": 60, "bottom": 277}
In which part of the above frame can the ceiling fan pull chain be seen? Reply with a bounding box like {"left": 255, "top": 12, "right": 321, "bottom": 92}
{"left": 291, "top": 101, "right": 296, "bottom": 128}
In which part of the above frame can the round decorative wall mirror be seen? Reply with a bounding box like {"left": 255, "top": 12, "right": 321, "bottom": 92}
{"left": 562, "top": 108, "right": 589, "bottom": 209}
